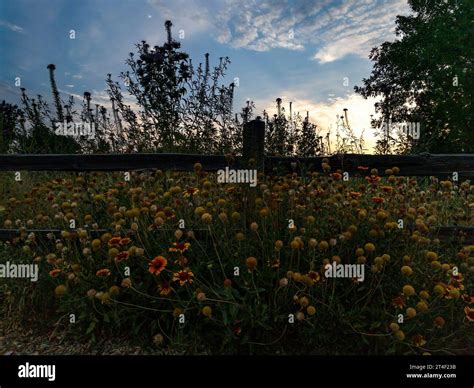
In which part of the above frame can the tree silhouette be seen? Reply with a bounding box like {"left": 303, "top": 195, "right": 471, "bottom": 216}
{"left": 355, "top": 0, "right": 473, "bottom": 153}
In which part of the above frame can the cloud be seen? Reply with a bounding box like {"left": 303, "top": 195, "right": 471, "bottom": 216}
{"left": 0, "top": 20, "right": 25, "bottom": 33}
{"left": 312, "top": 0, "right": 410, "bottom": 63}
{"left": 147, "top": 0, "right": 410, "bottom": 62}
{"left": 0, "top": 82, "right": 22, "bottom": 104}
{"left": 147, "top": 0, "right": 213, "bottom": 36}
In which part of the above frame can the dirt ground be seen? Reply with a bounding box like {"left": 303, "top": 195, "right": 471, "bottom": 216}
{"left": 0, "top": 319, "right": 181, "bottom": 355}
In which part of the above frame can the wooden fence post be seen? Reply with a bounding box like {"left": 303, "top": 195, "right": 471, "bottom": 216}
{"left": 242, "top": 117, "right": 265, "bottom": 171}
{"left": 242, "top": 117, "right": 265, "bottom": 215}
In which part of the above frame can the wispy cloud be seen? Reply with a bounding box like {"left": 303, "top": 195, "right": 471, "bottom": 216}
{"left": 0, "top": 20, "right": 25, "bottom": 34}
{"left": 148, "top": 0, "right": 410, "bottom": 62}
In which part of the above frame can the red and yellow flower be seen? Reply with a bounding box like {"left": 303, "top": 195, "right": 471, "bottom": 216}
{"left": 365, "top": 175, "right": 381, "bottom": 183}
{"left": 392, "top": 296, "right": 406, "bottom": 309}
{"left": 108, "top": 237, "right": 122, "bottom": 248}
{"left": 413, "top": 334, "right": 427, "bottom": 347}
{"left": 349, "top": 191, "right": 362, "bottom": 199}
{"left": 173, "top": 268, "right": 194, "bottom": 286}
{"left": 96, "top": 268, "right": 111, "bottom": 277}
{"left": 49, "top": 269, "right": 62, "bottom": 277}
{"left": 380, "top": 185, "right": 393, "bottom": 193}
{"left": 183, "top": 187, "right": 199, "bottom": 198}
{"left": 158, "top": 281, "right": 173, "bottom": 296}
{"left": 464, "top": 306, "right": 474, "bottom": 322}
{"left": 119, "top": 237, "right": 131, "bottom": 246}
{"left": 462, "top": 294, "right": 473, "bottom": 304}
{"left": 114, "top": 251, "right": 129, "bottom": 263}
{"left": 307, "top": 271, "right": 321, "bottom": 284}
{"left": 149, "top": 256, "right": 168, "bottom": 276}
{"left": 169, "top": 242, "right": 190, "bottom": 254}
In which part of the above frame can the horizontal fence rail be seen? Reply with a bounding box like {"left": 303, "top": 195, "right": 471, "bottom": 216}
{"left": 0, "top": 227, "right": 473, "bottom": 244}
{"left": 0, "top": 153, "right": 233, "bottom": 172}
{"left": 268, "top": 154, "right": 474, "bottom": 178}
{"left": 0, "top": 153, "right": 473, "bottom": 178}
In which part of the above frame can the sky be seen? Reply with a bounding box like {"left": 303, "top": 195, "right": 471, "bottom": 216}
{"left": 0, "top": 0, "right": 412, "bottom": 151}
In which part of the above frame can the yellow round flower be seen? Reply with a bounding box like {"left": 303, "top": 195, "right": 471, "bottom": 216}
{"left": 394, "top": 330, "right": 405, "bottom": 341}
{"left": 299, "top": 296, "right": 309, "bottom": 307}
{"left": 434, "top": 284, "right": 445, "bottom": 296}
{"left": 357, "top": 256, "right": 367, "bottom": 264}
{"left": 109, "top": 285, "right": 120, "bottom": 297}
{"left": 425, "top": 251, "right": 438, "bottom": 261}
{"left": 201, "top": 213, "right": 212, "bottom": 224}
{"left": 275, "top": 240, "right": 284, "bottom": 250}
{"left": 194, "top": 207, "right": 206, "bottom": 217}
{"left": 101, "top": 233, "right": 112, "bottom": 243}
{"left": 246, "top": 256, "right": 258, "bottom": 270}
{"left": 202, "top": 306, "right": 212, "bottom": 317}
{"left": 318, "top": 240, "right": 329, "bottom": 250}
{"left": 449, "top": 288, "right": 460, "bottom": 299}
{"left": 292, "top": 272, "right": 302, "bottom": 282}
{"left": 434, "top": 316, "right": 445, "bottom": 328}
{"left": 153, "top": 333, "right": 164, "bottom": 346}
{"left": 307, "top": 306, "right": 316, "bottom": 316}
{"left": 441, "top": 263, "right": 450, "bottom": 271}
{"left": 91, "top": 239, "right": 101, "bottom": 250}
{"left": 401, "top": 266, "right": 413, "bottom": 276}
{"left": 194, "top": 163, "right": 202, "bottom": 172}
{"left": 197, "top": 292, "right": 206, "bottom": 301}
{"left": 416, "top": 301, "right": 428, "bottom": 312}
{"left": 55, "top": 285, "right": 67, "bottom": 296}
{"left": 364, "top": 243, "right": 375, "bottom": 252}
{"left": 402, "top": 285, "right": 415, "bottom": 296}
{"left": 389, "top": 322, "right": 400, "bottom": 332}
{"left": 430, "top": 260, "right": 441, "bottom": 270}
{"left": 406, "top": 307, "right": 417, "bottom": 318}
{"left": 419, "top": 290, "right": 430, "bottom": 300}
{"left": 290, "top": 239, "right": 300, "bottom": 250}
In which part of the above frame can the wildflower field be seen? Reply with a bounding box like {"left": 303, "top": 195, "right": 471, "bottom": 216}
{"left": 0, "top": 162, "right": 473, "bottom": 355}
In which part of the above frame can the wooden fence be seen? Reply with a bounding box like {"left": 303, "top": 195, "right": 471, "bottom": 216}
{"left": 0, "top": 118, "right": 473, "bottom": 242}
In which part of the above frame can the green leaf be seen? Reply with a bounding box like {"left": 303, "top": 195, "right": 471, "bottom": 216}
{"left": 86, "top": 321, "right": 96, "bottom": 335}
